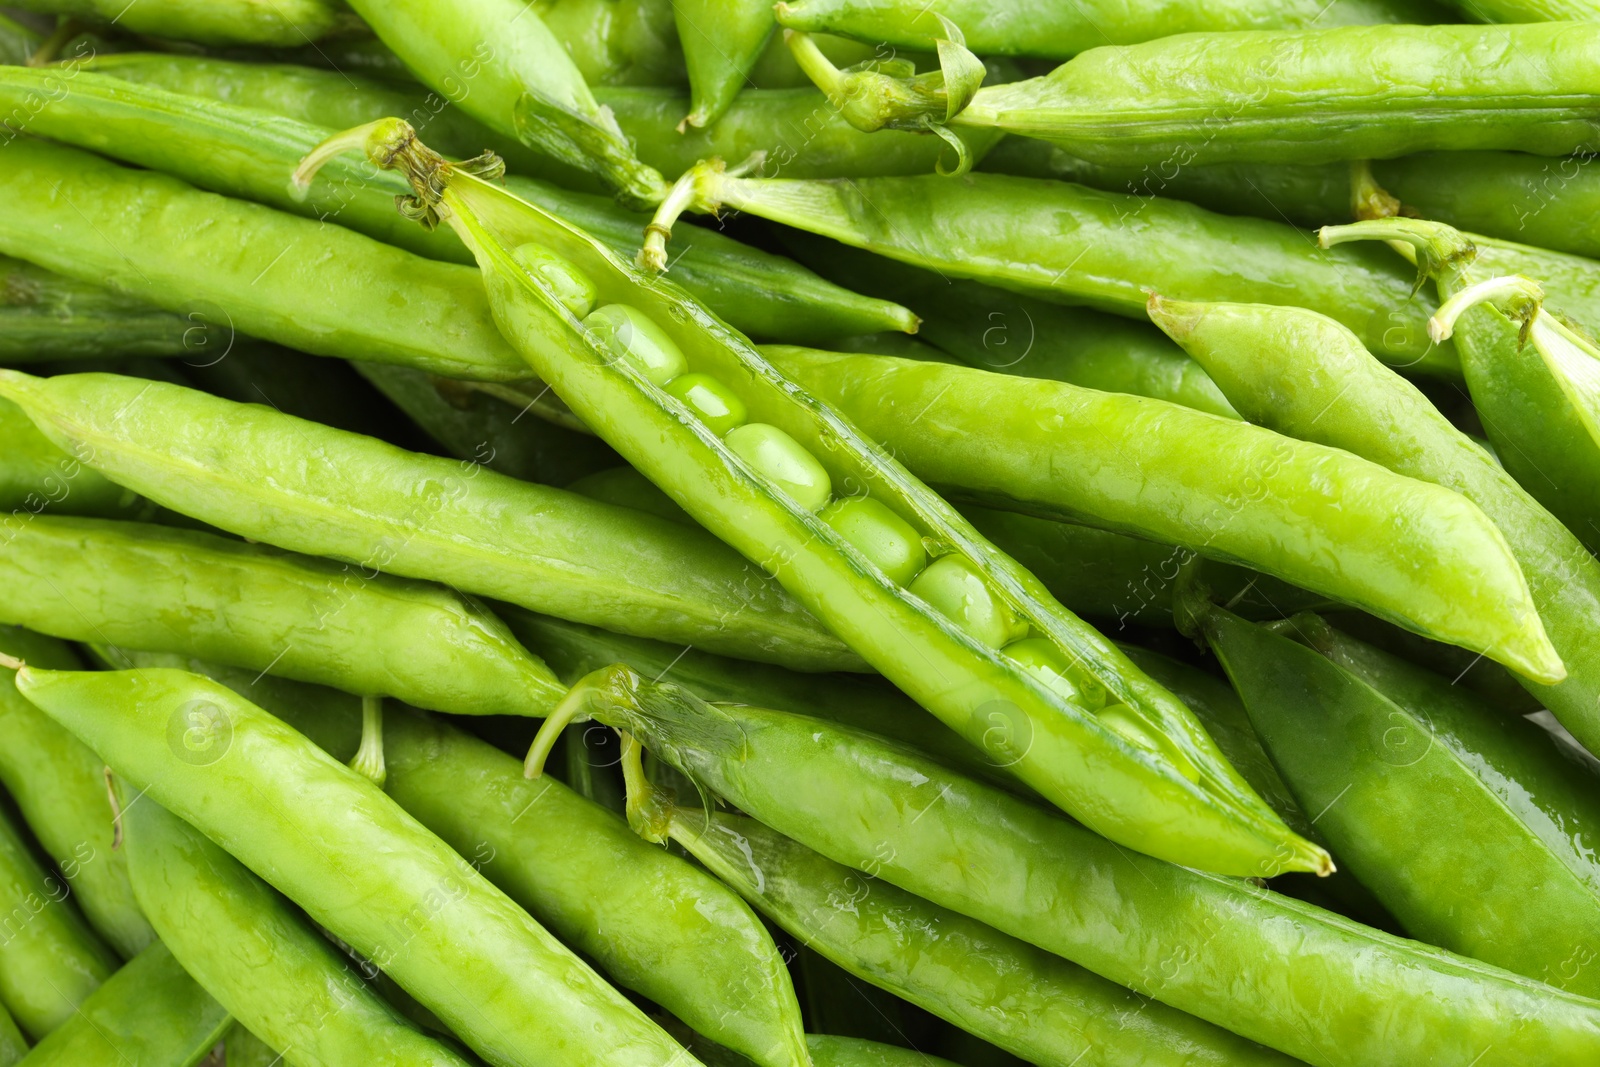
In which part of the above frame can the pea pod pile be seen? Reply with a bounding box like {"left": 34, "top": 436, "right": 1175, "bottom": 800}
{"left": 3, "top": 4, "right": 1600, "bottom": 1065}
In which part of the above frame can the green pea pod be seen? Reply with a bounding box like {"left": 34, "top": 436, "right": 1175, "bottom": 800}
{"left": 13, "top": 666, "right": 706, "bottom": 1067}
{"left": 0, "top": 514, "right": 565, "bottom": 716}
{"left": 0, "top": 1007, "right": 20, "bottom": 1067}
{"left": 223, "top": 1027, "right": 281, "bottom": 1067}
{"left": 774, "top": 233, "right": 1239, "bottom": 418}
{"left": 674, "top": 0, "right": 777, "bottom": 128}
{"left": 342, "top": 0, "right": 666, "bottom": 205}
{"left": 0, "top": 369, "right": 858, "bottom": 671}
{"left": 685, "top": 1031, "right": 964, "bottom": 1067}
{"left": 0, "top": 397, "right": 149, "bottom": 522}
{"left": 353, "top": 362, "right": 620, "bottom": 487}
{"left": 14, "top": 942, "right": 228, "bottom": 1067}
{"left": 0, "top": 139, "right": 530, "bottom": 382}
{"left": 106, "top": 649, "right": 812, "bottom": 1067}
{"left": 83, "top": 50, "right": 996, "bottom": 187}
{"left": 647, "top": 802, "right": 1298, "bottom": 1066}
{"left": 499, "top": 606, "right": 1018, "bottom": 786}
{"left": 0, "top": 793, "right": 119, "bottom": 1036}
{"left": 648, "top": 169, "right": 1450, "bottom": 376}
{"left": 760, "top": 343, "right": 1558, "bottom": 681}
{"left": 0, "top": 795, "right": 119, "bottom": 1041}
{"left": 533, "top": 0, "right": 687, "bottom": 88}
{"left": 983, "top": 148, "right": 1600, "bottom": 266}
{"left": 0, "top": 254, "right": 196, "bottom": 363}
{"left": 531, "top": 665, "right": 1600, "bottom": 1067}
{"left": 318, "top": 118, "right": 1321, "bottom": 878}
{"left": 122, "top": 796, "right": 478, "bottom": 1066}
{"left": 6, "top": 0, "right": 347, "bottom": 45}
{"left": 800, "top": 23, "right": 1600, "bottom": 167}
{"left": 1148, "top": 294, "right": 1599, "bottom": 748}
{"left": 1210, "top": 609, "right": 1600, "bottom": 995}
{"left": 2, "top": 66, "right": 914, "bottom": 346}
{"left": 773, "top": 0, "right": 1450, "bottom": 58}
{"left": 383, "top": 712, "right": 810, "bottom": 1067}
{"left": 0, "top": 628, "right": 152, "bottom": 960}
{"left": 961, "top": 509, "right": 1331, "bottom": 628}
{"left": 1314, "top": 218, "right": 1600, "bottom": 542}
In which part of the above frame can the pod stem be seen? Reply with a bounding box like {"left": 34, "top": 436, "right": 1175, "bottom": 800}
{"left": 1428, "top": 275, "right": 1545, "bottom": 343}
{"left": 524, "top": 664, "right": 644, "bottom": 778}
{"left": 1318, "top": 218, "right": 1477, "bottom": 295}
{"left": 640, "top": 153, "right": 765, "bottom": 272}
{"left": 293, "top": 119, "right": 504, "bottom": 227}
{"left": 781, "top": 20, "right": 985, "bottom": 144}
{"left": 349, "top": 696, "right": 387, "bottom": 788}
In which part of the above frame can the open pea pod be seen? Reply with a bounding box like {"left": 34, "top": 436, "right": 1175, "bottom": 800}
{"left": 299, "top": 118, "right": 1324, "bottom": 878}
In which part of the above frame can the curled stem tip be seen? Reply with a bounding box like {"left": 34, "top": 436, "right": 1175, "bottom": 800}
{"left": 524, "top": 665, "right": 641, "bottom": 778}
{"left": 619, "top": 731, "right": 671, "bottom": 844}
{"left": 639, "top": 157, "right": 750, "bottom": 272}
{"left": 292, "top": 118, "right": 411, "bottom": 200}
{"left": 349, "top": 695, "right": 387, "bottom": 788}
{"left": 1429, "top": 275, "right": 1545, "bottom": 343}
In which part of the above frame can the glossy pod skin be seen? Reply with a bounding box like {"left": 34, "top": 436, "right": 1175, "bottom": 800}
{"left": 343, "top": 0, "right": 666, "bottom": 204}
{"left": 122, "top": 797, "right": 478, "bottom": 1067}
{"left": 0, "top": 786, "right": 119, "bottom": 1040}
{"left": 761, "top": 344, "right": 1557, "bottom": 680}
{"left": 382, "top": 711, "right": 809, "bottom": 1067}
{"left": 5, "top": 0, "right": 346, "bottom": 45}
{"left": 0, "top": 1008, "right": 19, "bottom": 1067}
{"left": 776, "top": 233, "right": 1239, "bottom": 418}
{"left": 674, "top": 0, "right": 777, "bottom": 127}
{"left": 0, "top": 370, "right": 859, "bottom": 671}
{"left": 0, "top": 397, "right": 149, "bottom": 522}
{"left": 1329, "top": 218, "right": 1600, "bottom": 553}
{"left": 539, "top": 666, "right": 1600, "bottom": 1067}
{"left": 654, "top": 169, "right": 1451, "bottom": 376}
{"left": 775, "top": 0, "right": 1448, "bottom": 57}
{"left": 110, "top": 648, "right": 812, "bottom": 1067}
{"left": 1209, "top": 610, "right": 1600, "bottom": 997}
{"left": 15, "top": 666, "right": 707, "bottom": 1067}
{"left": 0, "top": 138, "right": 531, "bottom": 383}
{"left": 983, "top": 147, "right": 1600, "bottom": 265}
{"left": 14, "top": 942, "right": 229, "bottom": 1067}
{"left": 0, "top": 515, "right": 565, "bottom": 716}
{"left": 7, "top": 65, "right": 914, "bottom": 345}
{"left": 0, "top": 628, "right": 153, "bottom": 960}
{"left": 84, "top": 49, "right": 999, "bottom": 185}
{"left": 354, "top": 362, "right": 621, "bottom": 487}
{"left": 1150, "top": 295, "right": 1600, "bottom": 749}
{"left": 935, "top": 24, "right": 1600, "bottom": 167}
{"left": 0, "top": 254, "right": 195, "bottom": 363}
{"left": 650, "top": 804, "right": 1298, "bottom": 1067}
{"left": 335, "top": 120, "right": 1321, "bottom": 878}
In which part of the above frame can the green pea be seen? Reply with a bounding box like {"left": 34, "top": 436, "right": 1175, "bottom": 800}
{"left": 1003, "top": 636, "right": 1086, "bottom": 707}
{"left": 512, "top": 243, "right": 598, "bottom": 320}
{"left": 908, "top": 556, "right": 1028, "bottom": 650}
{"left": 584, "top": 304, "right": 690, "bottom": 386}
{"left": 725, "top": 423, "right": 833, "bottom": 513}
{"left": 665, "top": 372, "right": 749, "bottom": 436}
{"left": 820, "top": 496, "right": 926, "bottom": 586}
